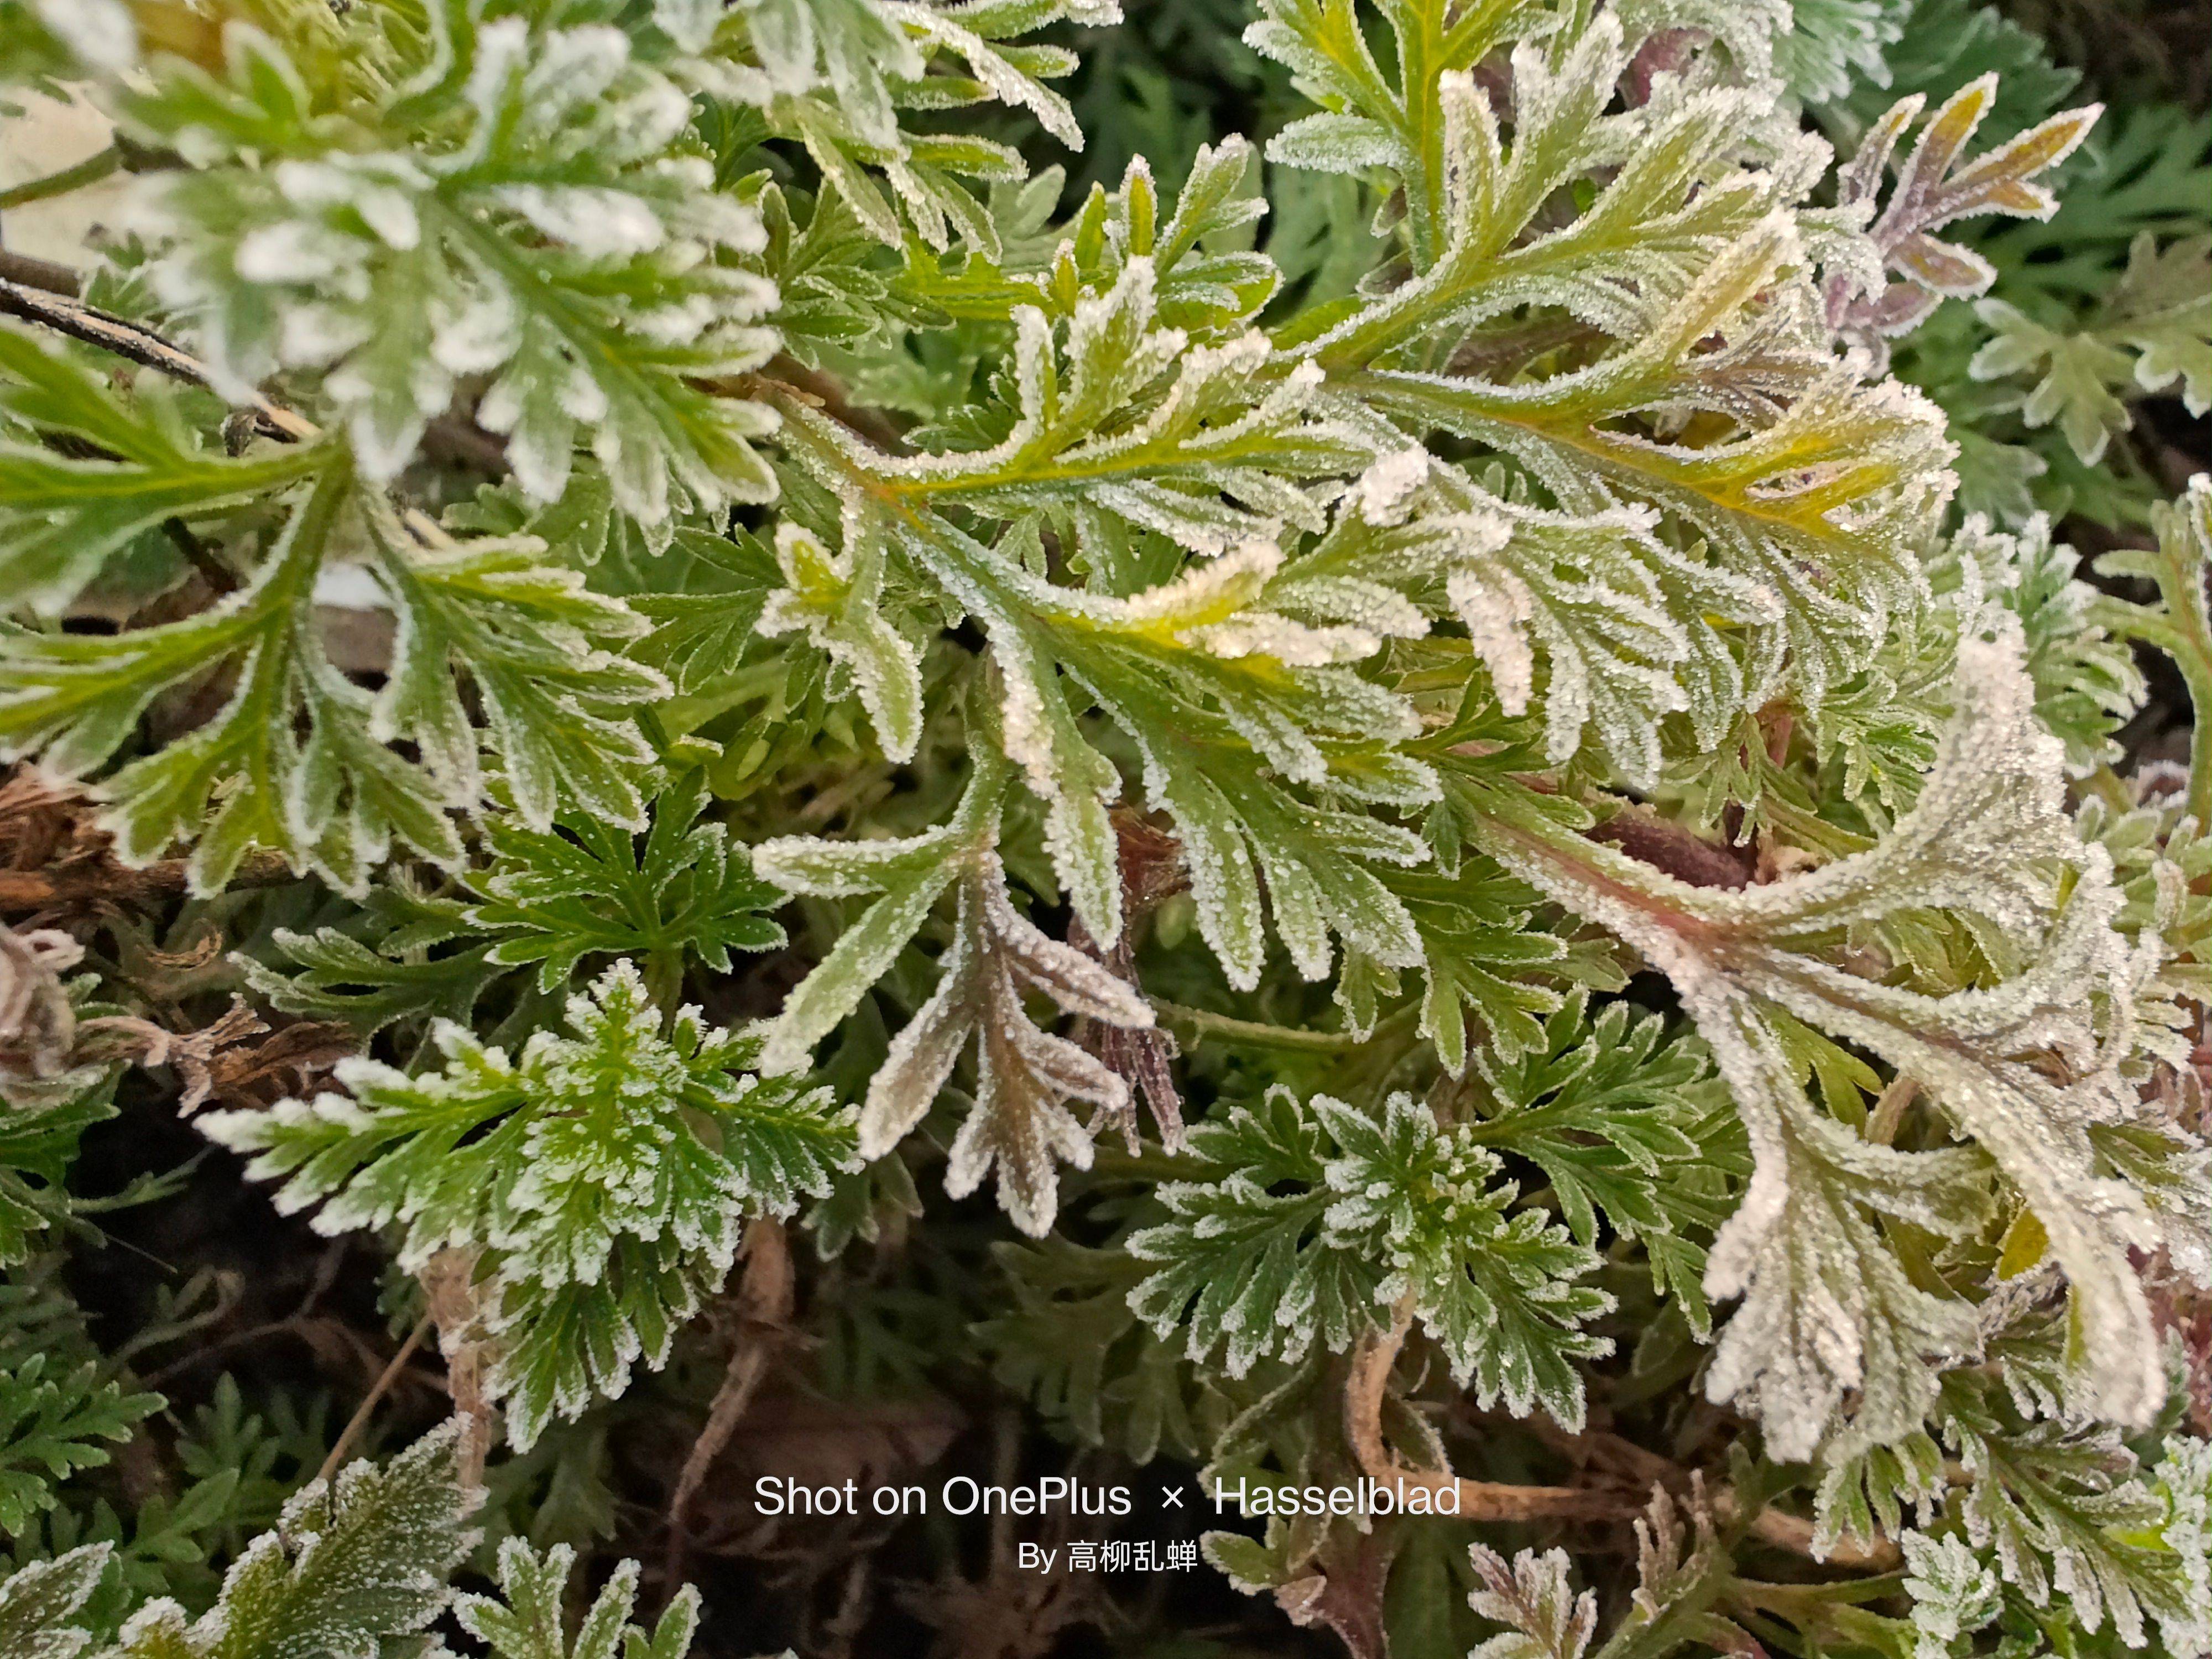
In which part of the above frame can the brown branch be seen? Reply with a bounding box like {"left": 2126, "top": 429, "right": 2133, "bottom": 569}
{"left": 1354, "top": 1312, "right": 1905, "bottom": 1571}
{"left": 419, "top": 1249, "right": 497, "bottom": 1490}
{"left": 316, "top": 1312, "right": 434, "bottom": 1484}
{"left": 0, "top": 848, "right": 296, "bottom": 914}
{"left": 1729, "top": 1500, "right": 1901, "bottom": 1572}
{"left": 1587, "top": 807, "right": 1753, "bottom": 890}
{"left": 663, "top": 1219, "right": 795, "bottom": 1591}
{"left": 1343, "top": 1303, "right": 1639, "bottom": 1522}
{"left": 754, "top": 354, "right": 907, "bottom": 453}
{"left": 0, "top": 249, "right": 85, "bottom": 298}
{"left": 0, "top": 275, "right": 319, "bottom": 444}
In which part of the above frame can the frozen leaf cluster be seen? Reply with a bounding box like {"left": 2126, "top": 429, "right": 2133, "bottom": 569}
{"left": 1130, "top": 1087, "right": 1611, "bottom": 1426}
{"left": 457, "top": 1539, "right": 701, "bottom": 1659}
{"left": 122, "top": 0, "right": 781, "bottom": 518}
{"left": 0, "top": 1431, "right": 704, "bottom": 1659}
{"left": 201, "top": 962, "right": 857, "bottom": 1447}
{"left": 754, "top": 764, "right": 1154, "bottom": 1236}
{"left": 0, "top": 346, "right": 667, "bottom": 893}
{"left": 1472, "top": 621, "right": 2203, "bottom": 1457}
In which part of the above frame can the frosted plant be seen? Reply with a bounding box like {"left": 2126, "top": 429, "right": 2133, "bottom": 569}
{"left": 1464, "top": 1546, "right": 1594, "bottom": 1659}
{"left": 202, "top": 962, "right": 857, "bottom": 1446}
{"left": 1128, "top": 1087, "right": 1612, "bottom": 1424}
{"left": 1466, "top": 621, "right": 2195, "bottom": 1455}
{"left": 2, "top": 0, "right": 2209, "bottom": 1651}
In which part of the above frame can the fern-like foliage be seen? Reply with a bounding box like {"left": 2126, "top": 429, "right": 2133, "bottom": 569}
{"left": 0, "top": 1361, "right": 160, "bottom": 1542}
{"left": 201, "top": 962, "right": 857, "bottom": 1446}
{"left": 1130, "top": 1087, "right": 1611, "bottom": 1426}
{"left": 1467, "top": 621, "right": 2194, "bottom": 1458}
{"left": 3, "top": 0, "right": 2210, "bottom": 1650}
{"left": 113, "top": 1422, "right": 469, "bottom": 1659}
{"left": 123, "top": 0, "right": 781, "bottom": 512}
{"left": 462, "top": 770, "right": 787, "bottom": 998}
{"left": 456, "top": 1540, "right": 702, "bottom": 1659}
{"left": 755, "top": 753, "right": 1155, "bottom": 1234}
{"left": 1468, "top": 993, "right": 1745, "bottom": 1337}
{"left": 0, "top": 372, "right": 664, "bottom": 892}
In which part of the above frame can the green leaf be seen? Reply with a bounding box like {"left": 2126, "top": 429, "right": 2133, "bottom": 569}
{"left": 237, "top": 881, "right": 520, "bottom": 1045}
{"left": 1970, "top": 300, "right": 2136, "bottom": 465}
{"left": 0, "top": 332, "right": 325, "bottom": 615}
{"left": 1132, "top": 1087, "right": 1610, "bottom": 1425}
{"left": 752, "top": 760, "right": 1005, "bottom": 1074}
{"left": 1469, "top": 992, "right": 1744, "bottom": 1335}
{"left": 466, "top": 771, "right": 787, "bottom": 995}
{"left": 113, "top": 1423, "right": 471, "bottom": 1659}
{"left": 0, "top": 1359, "right": 160, "bottom": 1540}
{"left": 0, "top": 1543, "right": 109, "bottom": 1659}
{"left": 757, "top": 517, "right": 925, "bottom": 763}
{"left": 128, "top": 0, "right": 779, "bottom": 517}
{"left": 0, "top": 1087, "right": 114, "bottom": 1269}
{"left": 456, "top": 1541, "right": 699, "bottom": 1659}
{"left": 0, "top": 461, "right": 665, "bottom": 895}
{"left": 1318, "top": 1094, "right": 1611, "bottom": 1427}
{"left": 1129, "top": 1088, "right": 1379, "bottom": 1378}
{"left": 201, "top": 962, "right": 857, "bottom": 1447}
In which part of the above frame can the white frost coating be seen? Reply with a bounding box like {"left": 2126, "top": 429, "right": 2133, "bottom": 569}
{"left": 33, "top": 0, "right": 135, "bottom": 69}
{"left": 489, "top": 186, "right": 666, "bottom": 260}
{"left": 889, "top": 5, "right": 1085, "bottom": 149}
{"left": 820, "top": 277, "right": 1385, "bottom": 558}
{"left": 138, "top": 8, "right": 776, "bottom": 509}
{"left": 1452, "top": 566, "right": 1538, "bottom": 717}
{"left": 1266, "top": 112, "right": 1410, "bottom": 176}
{"left": 205, "top": 964, "right": 854, "bottom": 1448}
{"left": 758, "top": 520, "right": 924, "bottom": 763}
{"left": 1896, "top": 1532, "right": 2002, "bottom": 1659}
{"left": 651, "top": 0, "right": 722, "bottom": 51}
{"left": 863, "top": 854, "right": 1151, "bottom": 1238}
{"left": 1484, "top": 619, "right": 2182, "bottom": 1456}
{"left": 1344, "top": 446, "right": 1434, "bottom": 525}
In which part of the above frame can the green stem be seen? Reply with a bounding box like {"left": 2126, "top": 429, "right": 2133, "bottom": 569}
{"left": 1087, "top": 1144, "right": 1204, "bottom": 1182}
{"left": 642, "top": 950, "right": 687, "bottom": 1021}
{"left": 0, "top": 145, "right": 122, "bottom": 212}
{"left": 1733, "top": 1573, "right": 1905, "bottom": 1612}
{"left": 2094, "top": 572, "right": 2212, "bottom": 827}
{"left": 1149, "top": 998, "right": 1369, "bottom": 1053}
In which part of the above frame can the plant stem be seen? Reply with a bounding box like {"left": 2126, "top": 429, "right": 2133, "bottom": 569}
{"left": 664, "top": 1220, "right": 792, "bottom": 1596}
{"left": 0, "top": 144, "right": 122, "bottom": 212}
{"left": 1343, "top": 1301, "right": 1640, "bottom": 1521}
{"left": 644, "top": 950, "right": 687, "bottom": 1022}
{"left": 1148, "top": 998, "right": 1369, "bottom": 1053}
{"left": 2091, "top": 503, "right": 2212, "bottom": 827}
{"left": 1866, "top": 1073, "right": 1919, "bottom": 1145}
{"left": 0, "top": 273, "right": 319, "bottom": 442}
{"left": 317, "top": 1313, "right": 432, "bottom": 1485}
{"left": 0, "top": 247, "right": 81, "bottom": 295}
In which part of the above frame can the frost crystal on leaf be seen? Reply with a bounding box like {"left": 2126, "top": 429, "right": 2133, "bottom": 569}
{"left": 1131, "top": 1088, "right": 1610, "bottom": 1425}
{"left": 864, "top": 851, "right": 1152, "bottom": 1238}
{"left": 1474, "top": 619, "right": 2191, "bottom": 1455}
{"left": 200, "top": 962, "right": 855, "bottom": 1447}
